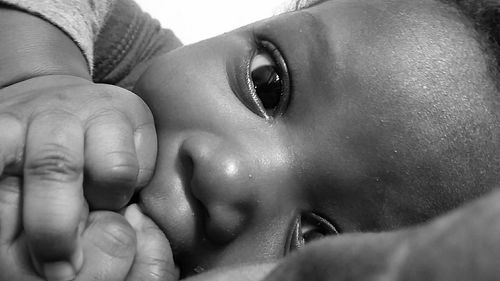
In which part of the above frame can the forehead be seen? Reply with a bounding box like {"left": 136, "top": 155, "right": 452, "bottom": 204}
{"left": 302, "top": 0, "right": 487, "bottom": 94}
{"left": 305, "top": 0, "right": 474, "bottom": 61}
{"left": 257, "top": 0, "right": 491, "bottom": 129}
{"left": 291, "top": 0, "right": 491, "bottom": 134}
{"left": 252, "top": 0, "right": 488, "bottom": 109}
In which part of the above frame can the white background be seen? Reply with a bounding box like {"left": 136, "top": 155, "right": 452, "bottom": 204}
{"left": 134, "top": 0, "right": 291, "bottom": 44}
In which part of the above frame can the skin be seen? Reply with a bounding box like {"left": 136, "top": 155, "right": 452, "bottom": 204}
{"left": 1, "top": 0, "right": 500, "bottom": 280}
{"left": 262, "top": 189, "right": 500, "bottom": 281}
{"left": 134, "top": 0, "right": 499, "bottom": 277}
{"left": 0, "top": 6, "right": 165, "bottom": 281}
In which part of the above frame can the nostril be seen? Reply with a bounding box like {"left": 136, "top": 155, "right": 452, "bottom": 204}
{"left": 173, "top": 148, "right": 210, "bottom": 244}
{"left": 178, "top": 146, "right": 220, "bottom": 243}
{"left": 179, "top": 137, "right": 251, "bottom": 246}
{"left": 205, "top": 204, "right": 245, "bottom": 245}
{"left": 189, "top": 158, "right": 251, "bottom": 245}
{"left": 178, "top": 150, "right": 194, "bottom": 185}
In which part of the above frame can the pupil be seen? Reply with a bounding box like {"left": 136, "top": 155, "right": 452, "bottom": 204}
{"left": 251, "top": 65, "right": 282, "bottom": 110}
{"left": 303, "top": 231, "right": 324, "bottom": 243}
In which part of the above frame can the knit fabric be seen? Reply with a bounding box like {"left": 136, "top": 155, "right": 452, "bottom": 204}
{"left": 92, "top": 0, "right": 182, "bottom": 89}
{"left": 0, "top": 0, "right": 115, "bottom": 71}
{"left": 0, "top": 0, "right": 182, "bottom": 89}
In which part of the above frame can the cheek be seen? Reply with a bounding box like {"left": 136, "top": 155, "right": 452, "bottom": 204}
{"left": 199, "top": 215, "right": 293, "bottom": 269}
{"left": 287, "top": 75, "right": 470, "bottom": 231}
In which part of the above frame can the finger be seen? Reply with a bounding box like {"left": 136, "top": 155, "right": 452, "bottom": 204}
{"left": 124, "top": 204, "right": 178, "bottom": 281}
{"left": 76, "top": 211, "right": 136, "bottom": 281}
{"left": 23, "top": 111, "right": 85, "bottom": 280}
{"left": 108, "top": 89, "right": 156, "bottom": 189}
{"left": 0, "top": 176, "right": 44, "bottom": 281}
{"left": 84, "top": 109, "right": 139, "bottom": 210}
{"left": 0, "top": 113, "right": 24, "bottom": 175}
{"left": 0, "top": 175, "right": 22, "bottom": 244}
{"left": 134, "top": 121, "right": 157, "bottom": 188}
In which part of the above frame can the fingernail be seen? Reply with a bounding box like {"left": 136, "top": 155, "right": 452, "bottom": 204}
{"left": 72, "top": 247, "right": 84, "bottom": 273}
{"left": 43, "top": 262, "right": 76, "bottom": 281}
{"left": 124, "top": 203, "right": 143, "bottom": 230}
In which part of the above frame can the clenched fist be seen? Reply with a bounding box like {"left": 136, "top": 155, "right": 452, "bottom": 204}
{"left": 0, "top": 75, "right": 158, "bottom": 280}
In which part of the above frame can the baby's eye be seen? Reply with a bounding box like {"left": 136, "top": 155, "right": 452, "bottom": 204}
{"left": 286, "top": 212, "right": 339, "bottom": 254}
{"left": 247, "top": 41, "right": 290, "bottom": 120}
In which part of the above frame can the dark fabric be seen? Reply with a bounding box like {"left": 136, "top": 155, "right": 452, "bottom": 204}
{"left": 93, "top": 0, "right": 182, "bottom": 90}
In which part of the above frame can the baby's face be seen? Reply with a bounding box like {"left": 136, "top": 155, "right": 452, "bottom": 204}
{"left": 135, "top": 0, "right": 498, "bottom": 276}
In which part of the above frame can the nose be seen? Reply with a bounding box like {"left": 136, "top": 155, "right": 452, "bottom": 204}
{"left": 135, "top": 34, "right": 302, "bottom": 269}
{"left": 180, "top": 134, "right": 257, "bottom": 245}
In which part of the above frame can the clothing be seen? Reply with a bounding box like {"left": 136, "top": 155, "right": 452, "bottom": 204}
{"left": 0, "top": 0, "right": 182, "bottom": 89}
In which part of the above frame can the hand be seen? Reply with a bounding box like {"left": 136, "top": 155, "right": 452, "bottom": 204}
{"left": 0, "top": 75, "right": 157, "bottom": 279}
{"left": 0, "top": 175, "right": 178, "bottom": 281}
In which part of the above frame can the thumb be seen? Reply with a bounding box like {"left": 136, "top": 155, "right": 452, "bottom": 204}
{"left": 124, "top": 204, "right": 178, "bottom": 281}
{"left": 75, "top": 211, "right": 137, "bottom": 281}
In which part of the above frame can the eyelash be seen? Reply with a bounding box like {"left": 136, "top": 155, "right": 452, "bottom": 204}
{"left": 285, "top": 211, "right": 340, "bottom": 254}
{"left": 245, "top": 39, "right": 291, "bottom": 121}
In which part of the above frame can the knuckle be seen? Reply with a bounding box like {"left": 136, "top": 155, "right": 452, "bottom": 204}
{"left": 32, "top": 108, "right": 79, "bottom": 121}
{"left": 87, "top": 107, "right": 126, "bottom": 123}
{"left": 84, "top": 107, "right": 133, "bottom": 135}
{"left": 101, "top": 84, "right": 138, "bottom": 101}
{"left": 25, "top": 144, "right": 82, "bottom": 182}
{"left": 100, "top": 85, "right": 150, "bottom": 113}
{"left": 88, "top": 84, "right": 136, "bottom": 108}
